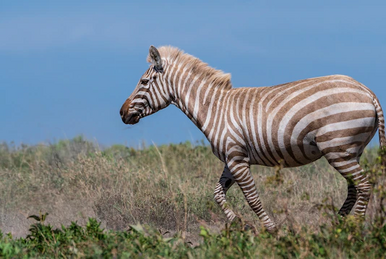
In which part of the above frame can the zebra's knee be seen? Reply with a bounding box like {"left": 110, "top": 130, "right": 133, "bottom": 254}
{"left": 213, "top": 182, "right": 225, "bottom": 205}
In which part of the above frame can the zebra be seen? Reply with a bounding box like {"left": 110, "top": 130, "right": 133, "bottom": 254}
{"left": 120, "top": 45, "right": 385, "bottom": 232}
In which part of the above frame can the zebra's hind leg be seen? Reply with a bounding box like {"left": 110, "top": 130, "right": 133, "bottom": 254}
{"left": 214, "top": 165, "right": 237, "bottom": 221}
{"left": 339, "top": 184, "right": 357, "bottom": 216}
{"left": 329, "top": 158, "right": 371, "bottom": 217}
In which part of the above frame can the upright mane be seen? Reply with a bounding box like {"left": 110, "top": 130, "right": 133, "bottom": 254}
{"left": 147, "top": 46, "right": 232, "bottom": 90}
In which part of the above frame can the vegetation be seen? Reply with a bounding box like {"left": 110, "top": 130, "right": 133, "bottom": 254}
{"left": 0, "top": 137, "right": 385, "bottom": 257}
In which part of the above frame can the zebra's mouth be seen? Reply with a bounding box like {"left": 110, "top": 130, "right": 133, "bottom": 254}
{"left": 123, "top": 112, "right": 141, "bottom": 125}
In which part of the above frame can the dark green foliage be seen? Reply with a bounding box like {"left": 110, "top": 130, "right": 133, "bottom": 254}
{"left": 0, "top": 214, "right": 385, "bottom": 258}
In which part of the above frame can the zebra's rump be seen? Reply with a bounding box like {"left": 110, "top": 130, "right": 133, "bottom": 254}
{"left": 237, "top": 75, "right": 378, "bottom": 167}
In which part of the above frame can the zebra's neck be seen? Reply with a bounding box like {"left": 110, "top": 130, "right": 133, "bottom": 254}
{"left": 164, "top": 62, "right": 229, "bottom": 144}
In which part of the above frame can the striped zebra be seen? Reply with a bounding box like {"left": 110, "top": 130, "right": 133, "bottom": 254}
{"left": 120, "top": 45, "right": 385, "bottom": 232}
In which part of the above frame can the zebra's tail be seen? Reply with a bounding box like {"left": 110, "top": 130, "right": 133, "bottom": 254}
{"left": 373, "top": 96, "right": 386, "bottom": 173}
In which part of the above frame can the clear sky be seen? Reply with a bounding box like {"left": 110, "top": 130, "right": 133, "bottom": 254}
{"left": 1, "top": 1, "right": 385, "bottom": 147}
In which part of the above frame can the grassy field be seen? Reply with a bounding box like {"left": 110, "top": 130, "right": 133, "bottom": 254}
{"left": 0, "top": 137, "right": 385, "bottom": 257}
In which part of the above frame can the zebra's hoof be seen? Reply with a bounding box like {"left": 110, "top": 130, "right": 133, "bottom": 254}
{"left": 265, "top": 226, "right": 278, "bottom": 235}
{"left": 243, "top": 222, "right": 257, "bottom": 234}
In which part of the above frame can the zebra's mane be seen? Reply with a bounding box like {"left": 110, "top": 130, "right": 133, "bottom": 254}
{"left": 147, "top": 46, "right": 232, "bottom": 90}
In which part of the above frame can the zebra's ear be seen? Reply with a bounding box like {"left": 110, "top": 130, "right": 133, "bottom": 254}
{"left": 149, "top": 45, "right": 163, "bottom": 73}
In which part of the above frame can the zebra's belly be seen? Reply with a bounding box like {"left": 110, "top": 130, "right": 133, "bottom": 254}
{"left": 282, "top": 141, "right": 323, "bottom": 167}
{"left": 247, "top": 133, "right": 323, "bottom": 167}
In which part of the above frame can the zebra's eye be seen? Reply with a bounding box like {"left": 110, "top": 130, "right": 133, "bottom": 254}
{"left": 140, "top": 79, "right": 149, "bottom": 85}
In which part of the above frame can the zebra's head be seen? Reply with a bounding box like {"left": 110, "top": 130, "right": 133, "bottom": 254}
{"left": 120, "top": 46, "right": 171, "bottom": 125}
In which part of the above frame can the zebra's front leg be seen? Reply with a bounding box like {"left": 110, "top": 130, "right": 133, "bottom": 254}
{"left": 227, "top": 159, "right": 277, "bottom": 233}
{"left": 214, "top": 165, "right": 237, "bottom": 221}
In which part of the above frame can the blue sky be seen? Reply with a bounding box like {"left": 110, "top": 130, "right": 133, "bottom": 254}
{"left": 1, "top": 1, "right": 385, "bottom": 147}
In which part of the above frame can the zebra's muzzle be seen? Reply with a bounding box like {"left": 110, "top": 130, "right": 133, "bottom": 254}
{"left": 122, "top": 112, "right": 140, "bottom": 125}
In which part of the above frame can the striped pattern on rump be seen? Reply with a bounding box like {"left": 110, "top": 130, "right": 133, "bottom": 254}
{"left": 120, "top": 46, "right": 385, "bottom": 232}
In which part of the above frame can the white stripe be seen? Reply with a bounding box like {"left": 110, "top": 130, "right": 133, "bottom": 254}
{"left": 202, "top": 86, "right": 218, "bottom": 132}
{"left": 249, "top": 90, "right": 265, "bottom": 164}
{"left": 184, "top": 75, "right": 199, "bottom": 114}
{"left": 318, "top": 132, "right": 370, "bottom": 150}
{"left": 218, "top": 95, "right": 232, "bottom": 155}
{"left": 338, "top": 164, "right": 360, "bottom": 173}
{"left": 208, "top": 91, "right": 224, "bottom": 141}
{"left": 315, "top": 117, "right": 375, "bottom": 137}
{"left": 229, "top": 92, "right": 244, "bottom": 136}
{"left": 192, "top": 79, "right": 206, "bottom": 120}
{"left": 331, "top": 160, "right": 356, "bottom": 167}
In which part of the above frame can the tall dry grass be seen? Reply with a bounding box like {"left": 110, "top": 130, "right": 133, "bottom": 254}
{"left": 0, "top": 137, "right": 383, "bottom": 242}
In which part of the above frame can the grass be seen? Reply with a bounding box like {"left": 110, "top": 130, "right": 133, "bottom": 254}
{"left": 0, "top": 136, "right": 385, "bottom": 257}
